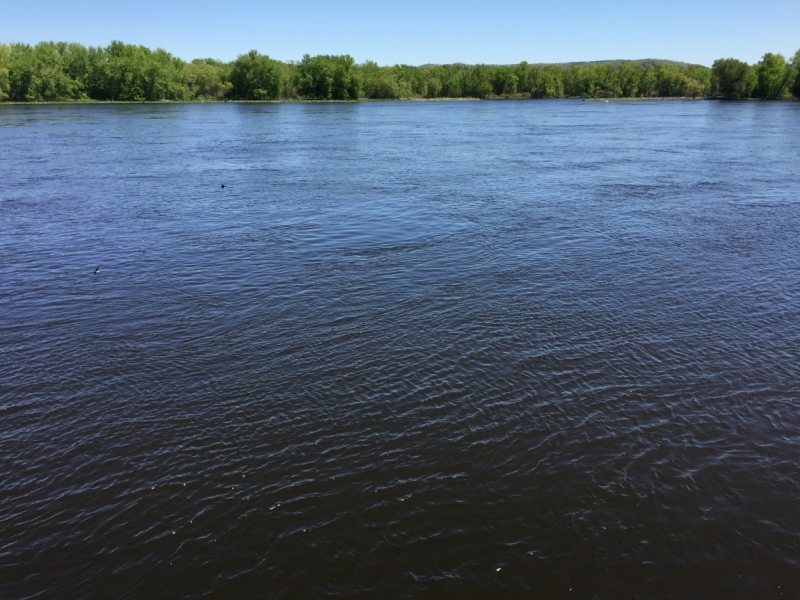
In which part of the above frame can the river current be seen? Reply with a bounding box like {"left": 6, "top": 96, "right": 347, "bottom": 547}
{"left": 1, "top": 99, "right": 799, "bottom": 598}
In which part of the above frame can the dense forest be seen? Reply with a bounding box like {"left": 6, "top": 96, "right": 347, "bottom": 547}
{"left": 1, "top": 41, "right": 799, "bottom": 102}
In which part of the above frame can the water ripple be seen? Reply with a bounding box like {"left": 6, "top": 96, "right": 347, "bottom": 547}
{"left": 1, "top": 100, "right": 800, "bottom": 598}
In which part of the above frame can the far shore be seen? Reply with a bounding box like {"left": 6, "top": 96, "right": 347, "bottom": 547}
{"left": 3, "top": 96, "right": 796, "bottom": 106}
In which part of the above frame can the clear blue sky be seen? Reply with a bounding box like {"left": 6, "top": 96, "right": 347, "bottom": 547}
{"left": 2, "top": 0, "right": 798, "bottom": 66}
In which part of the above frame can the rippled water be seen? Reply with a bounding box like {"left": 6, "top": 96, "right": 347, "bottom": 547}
{"left": 1, "top": 100, "right": 800, "bottom": 598}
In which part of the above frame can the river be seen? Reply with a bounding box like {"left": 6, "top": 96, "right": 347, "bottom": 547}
{"left": 1, "top": 99, "right": 799, "bottom": 598}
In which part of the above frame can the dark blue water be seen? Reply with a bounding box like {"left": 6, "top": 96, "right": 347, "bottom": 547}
{"left": 1, "top": 100, "right": 800, "bottom": 599}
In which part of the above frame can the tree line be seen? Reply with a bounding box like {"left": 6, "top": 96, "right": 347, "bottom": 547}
{"left": 1, "top": 41, "right": 799, "bottom": 102}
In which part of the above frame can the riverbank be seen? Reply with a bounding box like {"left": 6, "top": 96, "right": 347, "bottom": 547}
{"left": 583, "top": 96, "right": 704, "bottom": 101}
{"left": 2, "top": 96, "right": 797, "bottom": 105}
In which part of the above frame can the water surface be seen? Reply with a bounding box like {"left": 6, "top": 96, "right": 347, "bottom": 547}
{"left": 1, "top": 100, "right": 800, "bottom": 598}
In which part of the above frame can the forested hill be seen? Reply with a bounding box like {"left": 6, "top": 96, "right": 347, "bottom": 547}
{"left": 550, "top": 59, "right": 694, "bottom": 69}
{"left": 417, "top": 59, "right": 695, "bottom": 68}
{"left": 1, "top": 41, "right": 798, "bottom": 102}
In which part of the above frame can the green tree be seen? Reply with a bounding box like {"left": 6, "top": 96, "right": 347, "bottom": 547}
{"left": 684, "top": 64, "right": 711, "bottom": 95}
{"left": 578, "top": 64, "right": 599, "bottom": 97}
{"left": 681, "top": 76, "right": 705, "bottom": 98}
{"left": 81, "top": 41, "right": 187, "bottom": 101}
{"left": 618, "top": 62, "right": 641, "bottom": 97}
{"left": 278, "top": 61, "right": 298, "bottom": 98}
{"left": 296, "top": 54, "right": 360, "bottom": 100}
{"left": 755, "top": 53, "right": 788, "bottom": 99}
{"left": 792, "top": 49, "right": 800, "bottom": 98}
{"left": 186, "top": 59, "right": 231, "bottom": 99}
{"left": 637, "top": 65, "right": 658, "bottom": 97}
{"left": 515, "top": 61, "right": 532, "bottom": 94}
{"left": 595, "top": 63, "right": 621, "bottom": 97}
{"left": 491, "top": 66, "right": 518, "bottom": 95}
{"left": 141, "top": 48, "right": 186, "bottom": 100}
{"left": 426, "top": 76, "right": 442, "bottom": 98}
{"left": 655, "top": 64, "right": 705, "bottom": 97}
{"left": 393, "top": 64, "right": 423, "bottom": 97}
{"left": 530, "top": 65, "right": 564, "bottom": 98}
{"left": 561, "top": 64, "right": 584, "bottom": 96}
{"left": 466, "top": 65, "right": 493, "bottom": 98}
{"left": 296, "top": 54, "right": 330, "bottom": 98}
{"left": 360, "top": 60, "right": 396, "bottom": 99}
{"left": 59, "top": 42, "right": 91, "bottom": 88}
{"left": 229, "top": 50, "right": 282, "bottom": 100}
{"left": 711, "top": 58, "right": 756, "bottom": 99}
{"left": 445, "top": 66, "right": 465, "bottom": 96}
{"left": 7, "top": 44, "right": 36, "bottom": 100}
{"left": 331, "top": 55, "right": 361, "bottom": 99}
{"left": 6, "top": 42, "right": 83, "bottom": 101}
{"left": 103, "top": 41, "right": 149, "bottom": 100}
{"left": 0, "top": 44, "right": 11, "bottom": 101}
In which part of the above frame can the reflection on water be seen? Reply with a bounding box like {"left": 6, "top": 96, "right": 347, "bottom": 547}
{"left": 1, "top": 100, "right": 800, "bottom": 598}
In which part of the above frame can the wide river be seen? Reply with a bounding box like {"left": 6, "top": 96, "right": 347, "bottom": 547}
{"left": 1, "top": 100, "right": 799, "bottom": 598}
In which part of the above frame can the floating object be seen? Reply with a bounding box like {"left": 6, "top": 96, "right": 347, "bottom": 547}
{"left": 93, "top": 266, "right": 99, "bottom": 274}
{"left": 221, "top": 184, "right": 225, "bottom": 189}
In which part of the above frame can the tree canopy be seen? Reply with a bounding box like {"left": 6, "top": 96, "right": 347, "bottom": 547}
{"left": 296, "top": 54, "right": 361, "bottom": 100}
{"left": 711, "top": 58, "right": 756, "bottom": 99}
{"left": 755, "top": 53, "right": 789, "bottom": 99}
{"left": 229, "top": 51, "right": 282, "bottom": 100}
{"left": 1, "top": 40, "right": 798, "bottom": 102}
{"left": 792, "top": 50, "right": 800, "bottom": 99}
{"left": 711, "top": 53, "right": 798, "bottom": 100}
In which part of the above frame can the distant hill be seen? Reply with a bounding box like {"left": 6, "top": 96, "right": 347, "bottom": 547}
{"left": 546, "top": 59, "right": 695, "bottom": 69}
{"left": 418, "top": 59, "right": 697, "bottom": 69}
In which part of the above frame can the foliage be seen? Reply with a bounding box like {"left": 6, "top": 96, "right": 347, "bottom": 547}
{"left": 229, "top": 51, "right": 282, "bottom": 100}
{"left": 755, "top": 53, "right": 789, "bottom": 99}
{"left": 361, "top": 60, "right": 398, "bottom": 99}
{"left": 792, "top": 49, "right": 800, "bottom": 99}
{"left": 88, "top": 41, "right": 187, "bottom": 101}
{"left": 296, "top": 54, "right": 361, "bottom": 100}
{"left": 0, "top": 44, "right": 10, "bottom": 101}
{"left": 711, "top": 58, "right": 757, "bottom": 99}
{"left": 530, "top": 65, "right": 565, "bottom": 98}
{"left": 1, "top": 40, "right": 798, "bottom": 102}
{"left": 7, "top": 42, "right": 82, "bottom": 101}
{"left": 186, "top": 59, "right": 231, "bottom": 100}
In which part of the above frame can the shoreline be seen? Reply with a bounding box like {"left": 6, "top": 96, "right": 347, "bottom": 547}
{"left": 1, "top": 96, "right": 797, "bottom": 106}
